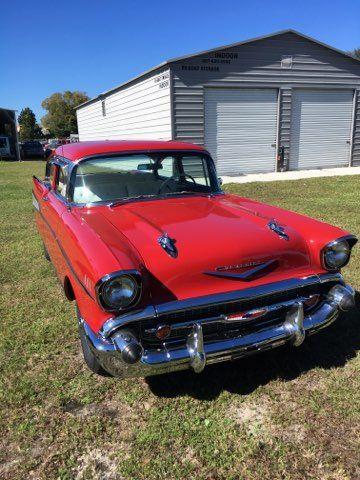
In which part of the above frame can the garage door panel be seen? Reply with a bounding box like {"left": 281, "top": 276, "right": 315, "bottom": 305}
{"left": 290, "top": 90, "right": 353, "bottom": 170}
{"left": 205, "top": 88, "right": 278, "bottom": 175}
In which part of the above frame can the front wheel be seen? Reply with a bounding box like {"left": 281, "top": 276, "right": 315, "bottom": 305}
{"left": 77, "top": 306, "right": 110, "bottom": 376}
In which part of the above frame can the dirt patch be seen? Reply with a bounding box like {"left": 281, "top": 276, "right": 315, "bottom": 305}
{"left": 180, "top": 446, "right": 201, "bottom": 468}
{"left": 228, "top": 395, "right": 307, "bottom": 444}
{"left": 228, "top": 397, "right": 271, "bottom": 436}
{"left": 74, "top": 448, "right": 123, "bottom": 480}
{"left": 62, "top": 400, "right": 120, "bottom": 419}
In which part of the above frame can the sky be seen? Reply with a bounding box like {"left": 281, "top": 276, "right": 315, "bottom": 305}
{"left": 1, "top": 0, "right": 360, "bottom": 122}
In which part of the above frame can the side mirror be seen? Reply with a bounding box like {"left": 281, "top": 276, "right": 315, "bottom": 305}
{"left": 218, "top": 177, "right": 223, "bottom": 186}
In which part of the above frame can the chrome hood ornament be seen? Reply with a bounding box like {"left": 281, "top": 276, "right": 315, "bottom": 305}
{"left": 158, "top": 233, "right": 178, "bottom": 258}
{"left": 268, "top": 219, "right": 289, "bottom": 241}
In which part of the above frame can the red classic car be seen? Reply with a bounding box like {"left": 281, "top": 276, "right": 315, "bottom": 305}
{"left": 32, "top": 140, "right": 357, "bottom": 378}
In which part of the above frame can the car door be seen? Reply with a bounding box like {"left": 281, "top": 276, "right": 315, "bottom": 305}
{"left": 33, "top": 159, "right": 69, "bottom": 278}
{"left": 43, "top": 161, "right": 70, "bottom": 279}
{"left": 33, "top": 162, "right": 57, "bottom": 259}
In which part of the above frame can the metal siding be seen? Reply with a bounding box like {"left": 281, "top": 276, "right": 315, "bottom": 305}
{"left": 289, "top": 90, "right": 354, "bottom": 170}
{"left": 76, "top": 69, "right": 172, "bottom": 141}
{"left": 204, "top": 88, "right": 278, "bottom": 175}
{"left": 171, "top": 32, "right": 360, "bottom": 169}
{"left": 352, "top": 90, "right": 360, "bottom": 166}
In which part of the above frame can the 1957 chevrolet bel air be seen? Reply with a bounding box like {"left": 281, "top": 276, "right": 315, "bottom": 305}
{"left": 32, "top": 140, "right": 357, "bottom": 378}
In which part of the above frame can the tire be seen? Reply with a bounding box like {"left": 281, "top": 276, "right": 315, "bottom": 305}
{"left": 76, "top": 305, "right": 110, "bottom": 377}
{"left": 43, "top": 243, "right": 51, "bottom": 261}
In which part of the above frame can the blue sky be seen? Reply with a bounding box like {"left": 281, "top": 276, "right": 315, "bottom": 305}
{"left": 1, "top": 0, "right": 359, "bottom": 122}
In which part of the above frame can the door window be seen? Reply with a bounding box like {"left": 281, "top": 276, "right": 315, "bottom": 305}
{"left": 181, "top": 156, "right": 210, "bottom": 186}
{"left": 56, "top": 165, "right": 69, "bottom": 198}
{"left": 159, "top": 157, "right": 176, "bottom": 178}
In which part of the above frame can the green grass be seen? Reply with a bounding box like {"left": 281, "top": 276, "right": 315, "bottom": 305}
{"left": 0, "top": 161, "right": 359, "bottom": 480}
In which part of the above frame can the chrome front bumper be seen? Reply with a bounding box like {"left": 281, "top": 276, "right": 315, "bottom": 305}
{"left": 79, "top": 274, "right": 356, "bottom": 378}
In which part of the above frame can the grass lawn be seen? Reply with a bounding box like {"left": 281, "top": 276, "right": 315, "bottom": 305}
{"left": 0, "top": 160, "right": 359, "bottom": 480}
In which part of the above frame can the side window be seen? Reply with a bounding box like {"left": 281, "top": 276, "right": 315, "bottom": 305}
{"left": 56, "top": 165, "right": 69, "bottom": 198}
{"left": 160, "top": 157, "right": 176, "bottom": 178}
{"left": 181, "top": 156, "right": 210, "bottom": 186}
{"left": 48, "top": 163, "right": 57, "bottom": 186}
{"left": 45, "top": 161, "right": 55, "bottom": 182}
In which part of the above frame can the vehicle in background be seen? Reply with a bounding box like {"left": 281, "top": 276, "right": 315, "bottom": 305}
{"left": 0, "top": 136, "right": 12, "bottom": 159}
{"left": 44, "top": 139, "right": 60, "bottom": 158}
{"left": 21, "top": 141, "right": 45, "bottom": 159}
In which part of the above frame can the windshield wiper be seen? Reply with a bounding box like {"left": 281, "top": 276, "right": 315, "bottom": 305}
{"left": 110, "top": 191, "right": 212, "bottom": 207}
{"left": 110, "top": 194, "right": 157, "bottom": 207}
{"left": 162, "top": 191, "right": 211, "bottom": 197}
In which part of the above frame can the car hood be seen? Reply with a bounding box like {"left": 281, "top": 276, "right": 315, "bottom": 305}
{"left": 86, "top": 194, "right": 314, "bottom": 301}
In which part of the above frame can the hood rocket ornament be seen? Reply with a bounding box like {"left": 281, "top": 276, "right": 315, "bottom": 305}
{"left": 268, "top": 219, "right": 289, "bottom": 241}
{"left": 158, "top": 233, "right": 178, "bottom": 258}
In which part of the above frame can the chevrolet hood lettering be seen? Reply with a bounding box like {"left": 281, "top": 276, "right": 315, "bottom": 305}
{"left": 204, "top": 259, "right": 279, "bottom": 281}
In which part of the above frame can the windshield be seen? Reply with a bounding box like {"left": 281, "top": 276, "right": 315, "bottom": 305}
{"left": 72, "top": 152, "right": 220, "bottom": 204}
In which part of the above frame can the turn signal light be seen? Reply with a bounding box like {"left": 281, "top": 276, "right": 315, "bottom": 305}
{"left": 156, "top": 324, "right": 171, "bottom": 340}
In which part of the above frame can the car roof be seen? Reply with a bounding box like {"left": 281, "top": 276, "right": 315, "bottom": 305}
{"left": 55, "top": 140, "right": 207, "bottom": 162}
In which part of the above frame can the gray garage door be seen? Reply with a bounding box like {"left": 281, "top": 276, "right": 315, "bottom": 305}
{"left": 204, "top": 88, "right": 278, "bottom": 175}
{"left": 290, "top": 90, "right": 354, "bottom": 170}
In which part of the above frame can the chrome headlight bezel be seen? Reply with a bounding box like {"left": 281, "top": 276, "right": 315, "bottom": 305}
{"left": 321, "top": 235, "right": 358, "bottom": 271}
{"left": 96, "top": 270, "right": 142, "bottom": 312}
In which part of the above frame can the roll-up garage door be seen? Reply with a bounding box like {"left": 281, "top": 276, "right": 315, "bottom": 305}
{"left": 204, "top": 88, "right": 278, "bottom": 175}
{"left": 290, "top": 90, "right": 354, "bottom": 170}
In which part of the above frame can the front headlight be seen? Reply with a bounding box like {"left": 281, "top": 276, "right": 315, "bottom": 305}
{"left": 96, "top": 271, "right": 141, "bottom": 311}
{"left": 321, "top": 236, "right": 357, "bottom": 271}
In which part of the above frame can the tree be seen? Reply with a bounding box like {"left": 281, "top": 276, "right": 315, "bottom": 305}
{"left": 18, "top": 107, "right": 43, "bottom": 140}
{"left": 348, "top": 48, "right": 360, "bottom": 60}
{"left": 41, "top": 91, "right": 89, "bottom": 138}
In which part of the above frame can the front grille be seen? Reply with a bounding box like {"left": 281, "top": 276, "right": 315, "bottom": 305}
{"left": 140, "top": 281, "right": 335, "bottom": 348}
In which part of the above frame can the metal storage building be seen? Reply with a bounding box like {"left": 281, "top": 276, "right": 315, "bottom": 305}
{"left": 76, "top": 30, "right": 360, "bottom": 175}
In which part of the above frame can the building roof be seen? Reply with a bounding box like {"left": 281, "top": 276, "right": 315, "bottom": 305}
{"left": 56, "top": 140, "right": 206, "bottom": 162}
{"left": 0, "top": 107, "right": 17, "bottom": 112}
{"left": 76, "top": 29, "right": 360, "bottom": 110}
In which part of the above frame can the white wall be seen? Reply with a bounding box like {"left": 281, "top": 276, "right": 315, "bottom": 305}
{"left": 76, "top": 70, "right": 172, "bottom": 141}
